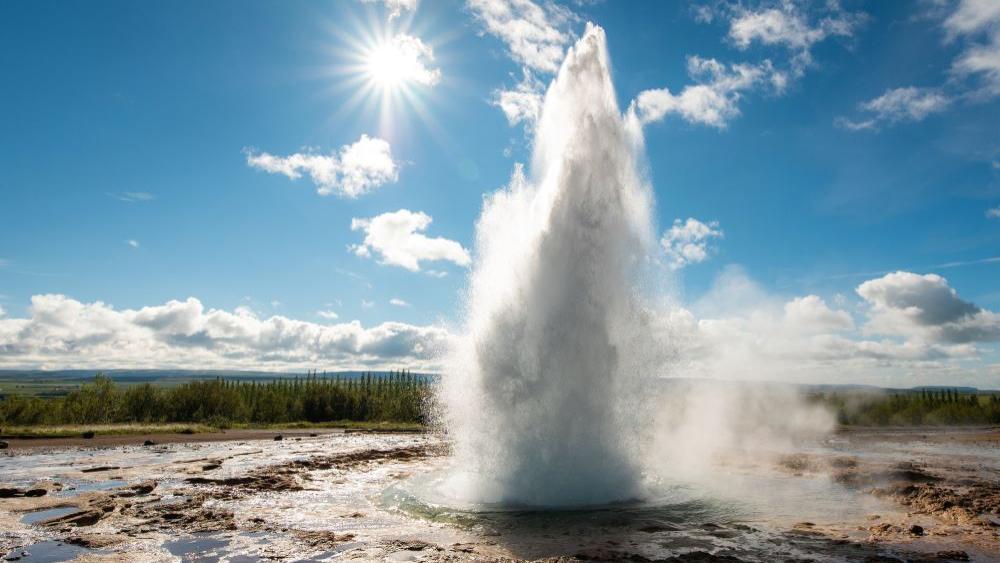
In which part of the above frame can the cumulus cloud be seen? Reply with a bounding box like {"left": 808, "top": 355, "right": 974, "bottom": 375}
{"left": 631, "top": 56, "right": 784, "bottom": 128}
{"left": 360, "top": 0, "right": 417, "bottom": 20}
{"left": 672, "top": 268, "right": 996, "bottom": 386}
{"left": 0, "top": 295, "right": 449, "bottom": 370}
{"left": 389, "top": 298, "right": 411, "bottom": 307}
{"left": 836, "top": 87, "right": 950, "bottom": 131}
{"left": 660, "top": 217, "right": 723, "bottom": 269}
{"left": 246, "top": 135, "right": 398, "bottom": 198}
{"left": 350, "top": 209, "right": 471, "bottom": 272}
{"left": 783, "top": 295, "right": 855, "bottom": 333}
{"left": 857, "top": 271, "right": 1000, "bottom": 344}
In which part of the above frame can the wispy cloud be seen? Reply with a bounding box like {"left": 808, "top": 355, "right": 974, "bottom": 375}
{"left": 836, "top": 87, "right": 950, "bottom": 131}
{"left": 107, "top": 191, "right": 154, "bottom": 203}
{"left": 632, "top": 1, "right": 865, "bottom": 130}
{"left": 840, "top": 1, "right": 1000, "bottom": 133}
{"left": 468, "top": 0, "right": 578, "bottom": 130}
{"left": 987, "top": 206, "right": 1000, "bottom": 219}
{"left": 811, "top": 256, "right": 1000, "bottom": 282}
{"left": 389, "top": 298, "right": 411, "bottom": 307}
{"left": 359, "top": 0, "right": 416, "bottom": 20}
{"left": 126, "top": 239, "right": 139, "bottom": 248}
{"left": 317, "top": 310, "right": 339, "bottom": 320}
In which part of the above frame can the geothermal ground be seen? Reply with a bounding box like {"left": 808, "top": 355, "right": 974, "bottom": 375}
{"left": 0, "top": 428, "right": 997, "bottom": 562}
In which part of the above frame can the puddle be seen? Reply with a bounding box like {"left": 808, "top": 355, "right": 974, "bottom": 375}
{"left": 19, "top": 507, "right": 77, "bottom": 525}
{"left": 54, "top": 479, "right": 126, "bottom": 496}
{"left": 3, "top": 541, "right": 87, "bottom": 562}
{"left": 163, "top": 533, "right": 231, "bottom": 562}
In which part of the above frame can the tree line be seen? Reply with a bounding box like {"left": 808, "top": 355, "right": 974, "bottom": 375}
{"left": 813, "top": 388, "right": 1000, "bottom": 426}
{"left": 0, "top": 372, "right": 429, "bottom": 427}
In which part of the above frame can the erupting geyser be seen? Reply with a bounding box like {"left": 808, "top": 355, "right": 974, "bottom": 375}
{"left": 439, "top": 24, "right": 661, "bottom": 506}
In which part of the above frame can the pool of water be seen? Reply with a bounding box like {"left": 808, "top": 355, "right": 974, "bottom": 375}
{"left": 19, "top": 506, "right": 78, "bottom": 525}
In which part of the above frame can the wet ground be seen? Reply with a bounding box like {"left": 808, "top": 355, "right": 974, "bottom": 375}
{"left": 0, "top": 427, "right": 996, "bottom": 562}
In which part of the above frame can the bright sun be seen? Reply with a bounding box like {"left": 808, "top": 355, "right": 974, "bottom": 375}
{"left": 364, "top": 35, "right": 440, "bottom": 91}
{"left": 329, "top": 18, "right": 443, "bottom": 134}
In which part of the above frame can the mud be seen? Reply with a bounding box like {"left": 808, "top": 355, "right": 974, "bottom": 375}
{"left": 0, "top": 428, "right": 996, "bottom": 562}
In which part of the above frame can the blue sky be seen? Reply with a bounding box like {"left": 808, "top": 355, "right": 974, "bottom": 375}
{"left": 0, "top": 0, "right": 998, "bottom": 385}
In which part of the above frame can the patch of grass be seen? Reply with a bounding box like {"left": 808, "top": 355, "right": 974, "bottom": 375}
{"left": 0, "top": 420, "right": 427, "bottom": 439}
{"left": 0, "top": 423, "right": 215, "bottom": 439}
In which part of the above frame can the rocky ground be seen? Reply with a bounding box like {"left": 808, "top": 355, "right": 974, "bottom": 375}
{"left": 0, "top": 427, "right": 997, "bottom": 562}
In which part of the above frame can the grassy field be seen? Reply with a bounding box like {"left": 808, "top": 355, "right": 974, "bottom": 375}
{"left": 0, "top": 420, "right": 426, "bottom": 439}
{"left": 0, "top": 372, "right": 430, "bottom": 436}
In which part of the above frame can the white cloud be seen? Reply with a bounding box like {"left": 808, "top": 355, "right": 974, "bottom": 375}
{"left": 126, "top": 240, "right": 139, "bottom": 248}
{"left": 727, "top": 3, "right": 865, "bottom": 75}
{"left": 369, "top": 34, "right": 441, "bottom": 86}
{"left": 944, "top": 0, "right": 1000, "bottom": 37}
{"left": 0, "top": 294, "right": 449, "bottom": 370}
{"left": 837, "top": 87, "right": 950, "bottom": 131}
{"left": 467, "top": 0, "right": 576, "bottom": 74}
{"left": 660, "top": 217, "right": 723, "bottom": 269}
{"left": 845, "top": 0, "right": 1000, "bottom": 131}
{"left": 107, "top": 192, "right": 154, "bottom": 203}
{"left": 0, "top": 305, "right": 5, "bottom": 318}
{"left": 360, "top": 0, "right": 417, "bottom": 20}
{"left": 317, "top": 310, "right": 339, "bottom": 320}
{"left": 943, "top": 0, "right": 1000, "bottom": 98}
{"left": 350, "top": 209, "right": 471, "bottom": 272}
{"left": 494, "top": 70, "right": 544, "bottom": 127}
{"left": 270, "top": 300, "right": 281, "bottom": 308}
{"left": 783, "top": 295, "right": 854, "bottom": 333}
{"left": 361, "top": 299, "right": 375, "bottom": 308}
{"left": 246, "top": 134, "right": 398, "bottom": 198}
{"left": 389, "top": 298, "right": 411, "bottom": 307}
{"left": 987, "top": 206, "right": 1000, "bottom": 218}
{"left": 857, "top": 271, "right": 1000, "bottom": 344}
{"left": 469, "top": 0, "right": 579, "bottom": 132}
{"left": 631, "top": 57, "right": 782, "bottom": 128}
{"left": 673, "top": 268, "right": 998, "bottom": 387}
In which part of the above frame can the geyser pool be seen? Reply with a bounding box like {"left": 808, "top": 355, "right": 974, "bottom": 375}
{"left": 437, "top": 23, "right": 661, "bottom": 507}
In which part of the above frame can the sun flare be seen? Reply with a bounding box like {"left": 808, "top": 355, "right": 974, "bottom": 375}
{"left": 364, "top": 34, "right": 440, "bottom": 90}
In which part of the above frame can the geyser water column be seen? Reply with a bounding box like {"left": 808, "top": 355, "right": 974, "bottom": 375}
{"left": 439, "top": 24, "right": 659, "bottom": 506}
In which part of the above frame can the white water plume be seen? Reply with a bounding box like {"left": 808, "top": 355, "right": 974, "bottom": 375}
{"left": 438, "top": 24, "right": 664, "bottom": 506}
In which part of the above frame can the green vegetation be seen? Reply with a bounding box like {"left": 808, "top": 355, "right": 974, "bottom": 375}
{"left": 813, "top": 388, "right": 1000, "bottom": 426}
{"left": 0, "top": 372, "right": 430, "bottom": 431}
